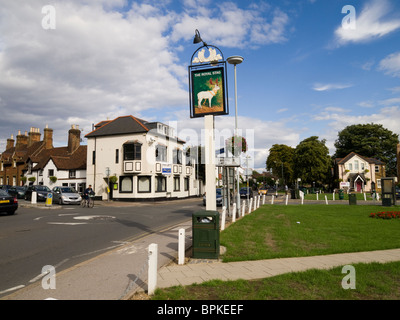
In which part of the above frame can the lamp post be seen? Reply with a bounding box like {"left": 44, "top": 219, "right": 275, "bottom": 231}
{"left": 227, "top": 55, "right": 244, "bottom": 217}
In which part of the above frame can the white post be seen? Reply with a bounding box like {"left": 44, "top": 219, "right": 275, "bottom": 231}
{"left": 248, "top": 198, "right": 253, "bottom": 213}
{"left": 178, "top": 229, "right": 185, "bottom": 265}
{"left": 257, "top": 195, "right": 260, "bottom": 208}
{"left": 271, "top": 195, "right": 274, "bottom": 205}
{"left": 31, "top": 191, "right": 37, "bottom": 204}
{"left": 232, "top": 202, "right": 236, "bottom": 223}
{"left": 262, "top": 194, "right": 265, "bottom": 205}
{"left": 316, "top": 192, "right": 319, "bottom": 201}
{"left": 148, "top": 243, "right": 158, "bottom": 295}
{"left": 301, "top": 193, "right": 304, "bottom": 205}
{"left": 285, "top": 194, "right": 288, "bottom": 205}
{"left": 204, "top": 115, "right": 216, "bottom": 211}
{"left": 221, "top": 206, "right": 226, "bottom": 231}
{"left": 363, "top": 193, "right": 366, "bottom": 201}
{"left": 325, "top": 195, "right": 328, "bottom": 205}
{"left": 333, "top": 191, "right": 335, "bottom": 201}
{"left": 253, "top": 196, "right": 257, "bottom": 211}
{"left": 242, "top": 200, "right": 246, "bottom": 217}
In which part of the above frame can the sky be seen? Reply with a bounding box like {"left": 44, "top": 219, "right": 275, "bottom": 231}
{"left": 0, "top": 0, "right": 399, "bottom": 172}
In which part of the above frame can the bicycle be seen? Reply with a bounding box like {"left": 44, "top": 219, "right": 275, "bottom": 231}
{"left": 81, "top": 195, "right": 94, "bottom": 208}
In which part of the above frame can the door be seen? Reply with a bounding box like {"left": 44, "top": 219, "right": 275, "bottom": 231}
{"left": 356, "top": 180, "right": 362, "bottom": 192}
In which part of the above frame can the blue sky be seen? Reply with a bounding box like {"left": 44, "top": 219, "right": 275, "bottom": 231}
{"left": 0, "top": 0, "right": 399, "bottom": 171}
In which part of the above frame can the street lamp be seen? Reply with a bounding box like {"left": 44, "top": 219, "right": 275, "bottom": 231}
{"left": 227, "top": 55, "right": 244, "bottom": 217}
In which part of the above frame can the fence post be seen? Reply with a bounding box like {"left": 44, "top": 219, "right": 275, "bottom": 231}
{"left": 178, "top": 229, "right": 185, "bottom": 265}
{"left": 221, "top": 206, "right": 226, "bottom": 231}
{"left": 242, "top": 200, "right": 246, "bottom": 217}
{"left": 232, "top": 202, "right": 237, "bottom": 223}
{"left": 262, "top": 194, "right": 265, "bottom": 205}
{"left": 253, "top": 196, "right": 257, "bottom": 211}
{"left": 325, "top": 195, "right": 328, "bottom": 205}
{"left": 271, "top": 195, "right": 274, "bottom": 205}
{"left": 285, "top": 194, "right": 288, "bottom": 205}
{"left": 257, "top": 195, "right": 260, "bottom": 208}
{"left": 248, "top": 198, "right": 253, "bottom": 214}
{"left": 148, "top": 243, "right": 158, "bottom": 295}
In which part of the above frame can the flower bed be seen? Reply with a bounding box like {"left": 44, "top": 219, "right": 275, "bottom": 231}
{"left": 369, "top": 211, "right": 400, "bottom": 219}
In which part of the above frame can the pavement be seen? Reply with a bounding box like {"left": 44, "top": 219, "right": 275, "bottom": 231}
{"left": 3, "top": 197, "right": 400, "bottom": 300}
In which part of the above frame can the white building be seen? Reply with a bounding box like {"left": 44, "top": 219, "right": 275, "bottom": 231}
{"left": 85, "top": 115, "right": 197, "bottom": 201}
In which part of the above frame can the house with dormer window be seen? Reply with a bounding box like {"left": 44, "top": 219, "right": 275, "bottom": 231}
{"left": 85, "top": 115, "right": 197, "bottom": 201}
{"left": 334, "top": 152, "right": 386, "bottom": 192}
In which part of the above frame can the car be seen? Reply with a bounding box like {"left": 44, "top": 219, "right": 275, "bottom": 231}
{"left": 8, "top": 186, "right": 27, "bottom": 199}
{"left": 240, "top": 187, "right": 253, "bottom": 199}
{"left": 0, "top": 189, "right": 18, "bottom": 215}
{"left": 24, "top": 185, "right": 52, "bottom": 201}
{"left": 0, "top": 185, "right": 12, "bottom": 193}
{"left": 52, "top": 186, "right": 82, "bottom": 205}
{"left": 203, "top": 188, "right": 223, "bottom": 206}
{"left": 396, "top": 187, "right": 400, "bottom": 200}
{"left": 258, "top": 186, "right": 268, "bottom": 195}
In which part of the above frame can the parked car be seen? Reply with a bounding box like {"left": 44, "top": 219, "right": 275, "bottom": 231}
{"left": 52, "top": 186, "right": 82, "bottom": 205}
{"left": 0, "top": 185, "right": 12, "bottom": 193}
{"left": 203, "top": 188, "right": 223, "bottom": 206}
{"left": 396, "top": 187, "right": 400, "bottom": 200}
{"left": 258, "top": 186, "right": 268, "bottom": 195}
{"left": 24, "top": 185, "right": 52, "bottom": 201}
{"left": 8, "top": 186, "right": 27, "bottom": 199}
{"left": 0, "top": 189, "right": 18, "bottom": 215}
{"left": 240, "top": 187, "right": 253, "bottom": 199}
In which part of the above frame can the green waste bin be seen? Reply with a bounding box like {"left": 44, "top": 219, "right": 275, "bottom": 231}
{"left": 348, "top": 193, "right": 357, "bottom": 205}
{"left": 192, "top": 210, "right": 220, "bottom": 259}
{"left": 339, "top": 189, "right": 344, "bottom": 200}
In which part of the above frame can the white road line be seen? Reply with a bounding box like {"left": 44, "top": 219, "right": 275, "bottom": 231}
{"left": 47, "top": 222, "right": 87, "bottom": 225}
{"left": 0, "top": 285, "right": 25, "bottom": 295}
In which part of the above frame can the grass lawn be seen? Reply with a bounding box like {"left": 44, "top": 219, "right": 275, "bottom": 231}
{"left": 152, "top": 261, "right": 400, "bottom": 300}
{"left": 221, "top": 204, "right": 400, "bottom": 262}
{"left": 303, "top": 192, "right": 375, "bottom": 201}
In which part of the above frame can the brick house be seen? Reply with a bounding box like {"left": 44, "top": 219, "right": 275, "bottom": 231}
{"left": 334, "top": 152, "right": 386, "bottom": 192}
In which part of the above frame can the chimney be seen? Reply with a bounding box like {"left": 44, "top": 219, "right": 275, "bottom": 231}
{"left": 68, "top": 124, "right": 81, "bottom": 153}
{"left": 43, "top": 124, "right": 53, "bottom": 149}
{"left": 16, "top": 130, "right": 28, "bottom": 148}
{"left": 28, "top": 127, "right": 41, "bottom": 147}
{"left": 6, "top": 134, "right": 15, "bottom": 149}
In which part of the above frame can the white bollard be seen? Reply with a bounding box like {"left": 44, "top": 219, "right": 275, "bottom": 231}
{"left": 317, "top": 192, "right": 319, "bottom": 201}
{"left": 364, "top": 193, "right": 366, "bottom": 201}
{"left": 31, "top": 191, "right": 37, "bottom": 204}
{"left": 325, "top": 195, "right": 328, "bottom": 205}
{"left": 248, "top": 198, "right": 253, "bottom": 213}
{"left": 232, "top": 203, "right": 236, "bottom": 223}
{"left": 253, "top": 197, "right": 257, "bottom": 211}
{"left": 178, "top": 229, "right": 185, "bottom": 265}
{"left": 333, "top": 191, "right": 335, "bottom": 201}
{"left": 262, "top": 194, "right": 265, "bottom": 205}
{"left": 221, "top": 206, "right": 226, "bottom": 231}
{"left": 271, "top": 195, "right": 274, "bottom": 205}
{"left": 257, "top": 195, "right": 260, "bottom": 208}
{"left": 147, "top": 243, "right": 158, "bottom": 295}
{"left": 242, "top": 200, "right": 245, "bottom": 217}
{"left": 285, "top": 194, "right": 288, "bottom": 205}
{"left": 301, "top": 194, "right": 304, "bottom": 205}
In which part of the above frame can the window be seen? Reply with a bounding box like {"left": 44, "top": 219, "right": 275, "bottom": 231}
{"left": 174, "top": 176, "right": 180, "bottom": 191}
{"left": 92, "top": 150, "right": 96, "bottom": 165}
{"left": 69, "top": 170, "right": 76, "bottom": 178}
{"left": 375, "top": 165, "right": 380, "bottom": 173}
{"left": 48, "top": 169, "right": 54, "bottom": 177}
{"left": 115, "top": 149, "right": 119, "bottom": 164}
{"left": 354, "top": 160, "right": 359, "bottom": 171}
{"left": 173, "top": 149, "right": 182, "bottom": 165}
{"left": 120, "top": 176, "right": 133, "bottom": 193}
{"left": 361, "top": 163, "right": 365, "bottom": 171}
{"left": 184, "top": 177, "right": 189, "bottom": 191}
{"left": 138, "top": 176, "right": 151, "bottom": 193}
{"left": 39, "top": 169, "right": 43, "bottom": 176}
{"left": 348, "top": 163, "right": 352, "bottom": 171}
{"left": 124, "top": 143, "right": 141, "bottom": 160}
{"left": 156, "top": 145, "right": 167, "bottom": 162}
{"left": 156, "top": 176, "right": 166, "bottom": 192}
{"left": 377, "top": 179, "right": 381, "bottom": 188}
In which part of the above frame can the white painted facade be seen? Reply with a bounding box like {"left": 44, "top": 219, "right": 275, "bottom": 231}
{"left": 86, "top": 122, "right": 198, "bottom": 201}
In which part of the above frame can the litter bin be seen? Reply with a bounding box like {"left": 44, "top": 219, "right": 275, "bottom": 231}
{"left": 382, "top": 194, "right": 393, "bottom": 207}
{"left": 192, "top": 210, "right": 220, "bottom": 259}
{"left": 348, "top": 193, "right": 357, "bottom": 205}
{"left": 339, "top": 189, "right": 344, "bottom": 200}
{"left": 291, "top": 189, "right": 296, "bottom": 199}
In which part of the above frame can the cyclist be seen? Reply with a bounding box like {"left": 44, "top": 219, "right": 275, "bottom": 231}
{"left": 83, "top": 185, "right": 94, "bottom": 206}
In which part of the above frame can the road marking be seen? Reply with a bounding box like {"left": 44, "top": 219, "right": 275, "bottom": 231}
{"left": 0, "top": 285, "right": 25, "bottom": 295}
{"left": 47, "top": 222, "right": 87, "bottom": 225}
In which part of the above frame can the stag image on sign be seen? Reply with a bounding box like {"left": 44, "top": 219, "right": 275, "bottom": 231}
{"left": 191, "top": 67, "right": 226, "bottom": 117}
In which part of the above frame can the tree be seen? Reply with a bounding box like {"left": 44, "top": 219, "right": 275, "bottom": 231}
{"left": 266, "top": 144, "right": 295, "bottom": 186}
{"left": 294, "top": 136, "right": 332, "bottom": 186}
{"left": 334, "top": 123, "right": 399, "bottom": 176}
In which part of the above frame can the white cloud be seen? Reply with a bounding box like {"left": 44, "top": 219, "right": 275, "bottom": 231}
{"left": 312, "top": 83, "right": 353, "bottom": 91}
{"left": 334, "top": 0, "right": 400, "bottom": 46}
{"left": 378, "top": 52, "right": 400, "bottom": 78}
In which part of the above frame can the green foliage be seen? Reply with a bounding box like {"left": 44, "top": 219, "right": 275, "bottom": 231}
{"left": 266, "top": 144, "right": 295, "bottom": 185}
{"left": 334, "top": 123, "right": 399, "bottom": 176}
